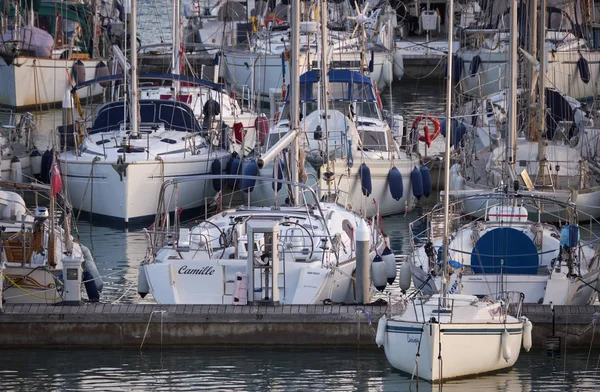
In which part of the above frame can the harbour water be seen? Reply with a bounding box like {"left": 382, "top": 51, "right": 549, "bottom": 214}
{"left": 1, "top": 348, "right": 600, "bottom": 391}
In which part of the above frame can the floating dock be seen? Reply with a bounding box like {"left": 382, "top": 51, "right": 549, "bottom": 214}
{"left": 1, "top": 303, "right": 598, "bottom": 349}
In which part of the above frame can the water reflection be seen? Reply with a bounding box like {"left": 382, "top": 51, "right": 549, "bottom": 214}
{"left": 0, "top": 349, "right": 599, "bottom": 391}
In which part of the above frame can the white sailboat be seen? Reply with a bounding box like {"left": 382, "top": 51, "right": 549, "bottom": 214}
{"left": 0, "top": 181, "right": 102, "bottom": 304}
{"left": 377, "top": 0, "right": 528, "bottom": 381}
{"left": 138, "top": 0, "right": 391, "bottom": 305}
{"left": 457, "top": 1, "right": 600, "bottom": 100}
{"left": 236, "top": 1, "right": 422, "bottom": 217}
{"left": 56, "top": 0, "right": 229, "bottom": 224}
{"left": 222, "top": 0, "right": 394, "bottom": 101}
{"left": 0, "top": 0, "right": 112, "bottom": 109}
{"left": 409, "top": 194, "right": 600, "bottom": 305}
{"left": 450, "top": 0, "right": 600, "bottom": 222}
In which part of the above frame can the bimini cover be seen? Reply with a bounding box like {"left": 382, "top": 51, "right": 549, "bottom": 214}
{"left": 471, "top": 227, "right": 539, "bottom": 275}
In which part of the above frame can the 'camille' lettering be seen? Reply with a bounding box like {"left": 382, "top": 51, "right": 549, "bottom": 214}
{"left": 178, "top": 265, "right": 216, "bottom": 275}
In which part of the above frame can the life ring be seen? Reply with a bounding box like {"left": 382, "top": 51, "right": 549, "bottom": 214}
{"left": 412, "top": 115, "right": 440, "bottom": 148}
{"left": 264, "top": 16, "right": 283, "bottom": 26}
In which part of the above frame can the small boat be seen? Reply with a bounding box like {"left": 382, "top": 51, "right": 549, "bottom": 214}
{"left": 0, "top": 0, "right": 115, "bottom": 109}
{"left": 0, "top": 180, "right": 102, "bottom": 304}
{"left": 57, "top": 6, "right": 230, "bottom": 225}
{"left": 408, "top": 193, "right": 600, "bottom": 305}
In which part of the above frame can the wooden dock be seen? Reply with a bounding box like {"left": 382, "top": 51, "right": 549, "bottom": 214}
{"left": 0, "top": 303, "right": 598, "bottom": 349}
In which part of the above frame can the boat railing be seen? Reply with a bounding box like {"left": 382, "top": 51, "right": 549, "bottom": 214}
{"left": 149, "top": 174, "right": 336, "bottom": 251}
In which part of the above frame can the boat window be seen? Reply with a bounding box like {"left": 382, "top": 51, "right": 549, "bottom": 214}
{"left": 299, "top": 83, "right": 316, "bottom": 101}
{"left": 352, "top": 83, "right": 374, "bottom": 101}
{"left": 355, "top": 101, "right": 379, "bottom": 118}
{"left": 266, "top": 131, "right": 287, "bottom": 149}
{"left": 359, "top": 130, "right": 387, "bottom": 150}
{"left": 329, "top": 82, "right": 350, "bottom": 100}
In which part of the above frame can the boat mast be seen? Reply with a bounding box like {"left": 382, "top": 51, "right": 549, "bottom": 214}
{"left": 130, "top": 0, "right": 139, "bottom": 137}
{"left": 320, "top": 0, "right": 331, "bottom": 189}
{"left": 172, "top": 0, "right": 181, "bottom": 92}
{"left": 441, "top": 0, "right": 455, "bottom": 303}
{"left": 506, "top": 0, "right": 518, "bottom": 183}
{"left": 536, "top": 0, "right": 547, "bottom": 182}
{"left": 288, "top": 0, "right": 300, "bottom": 205}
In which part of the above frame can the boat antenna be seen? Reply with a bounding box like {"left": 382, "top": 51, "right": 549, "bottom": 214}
{"left": 441, "top": 0, "right": 456, "bottom": 307}
{"left": 288, "top": 0, "right": 300, "bottom": 206}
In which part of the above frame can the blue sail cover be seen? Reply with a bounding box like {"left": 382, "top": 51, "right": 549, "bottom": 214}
{"left": 470, "top": 227, "right": 539, "bottom": 275}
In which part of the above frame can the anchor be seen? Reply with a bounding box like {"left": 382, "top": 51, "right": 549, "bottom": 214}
{"left": 111, "top": 155, "right": 128, "bottom": 181}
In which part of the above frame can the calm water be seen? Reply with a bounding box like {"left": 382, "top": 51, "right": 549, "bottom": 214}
{"left": 6, "top": 4, "right": 585, "bottom": 389}
{"left": 1, "top": 348, "right": 600, "bottom": 391}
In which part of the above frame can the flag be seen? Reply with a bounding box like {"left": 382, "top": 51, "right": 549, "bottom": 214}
{"left": 51, "top": 162, "right": 63, "bottom": 197}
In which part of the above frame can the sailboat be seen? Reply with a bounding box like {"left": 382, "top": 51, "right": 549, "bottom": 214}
{"left": 233, "top": 0, "right": 421, "bottom": 217}
{"left": 0, "top": 180, "right": 102, "bottom": 304}
{"left": 457, "top": 1, "right": 600, "bottom": 100}
{"left": 56, "top": 0, "right": 229, "bottom": 224}
{"left": 138, "top": 0, "right": 389, "bottom": 305}
{"left": 377, "top": 1, "right": 528, "bottom": 382}
{"left": 222, "top": 0, "right": 394, "bottom": 102}
{"left": 450, "top": 0, "right": 600, "bottom": 222}
{"left": 0, "top": 0, "right": 113, "bottom": 109}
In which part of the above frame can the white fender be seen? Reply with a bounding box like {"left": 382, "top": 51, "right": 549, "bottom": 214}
{"left": 138, "top": 264, "right": 149, "bottom": 298}
{"left": 375, "top": 315, "right": 387, "bottom": 347}
{"left": 381, "top": 247, "right": 396, "bottom": 284}
{"left": 392, "top": 51, "right": 404, "bottom": 80}
{"left": 81, "top": 244, "right": 103, "bottom": 292}
{"left": 501, "top": 329, "right": 511, "bottom": 362}
{"left": 399, "top": 261, "right": 412, "bottom": 292}
{"left": 523, "top": 318, "right": 533, "bottom": 352}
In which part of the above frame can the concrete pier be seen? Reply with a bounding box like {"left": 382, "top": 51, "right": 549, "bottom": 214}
{"left": 0, "top": 303, "right": 598, "bottom": 349}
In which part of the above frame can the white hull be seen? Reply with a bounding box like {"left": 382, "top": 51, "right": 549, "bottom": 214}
{"left": 60, "top": 155, "right": 227, "bottom": 223}
{"left": 459, "top": 50, "right": 600, "bottom": 99}
{"left": 0, "top": 57, "right": 104, "bottom": 109}
{"left": 383, "top": 318, "right": 523, "bottom": 381}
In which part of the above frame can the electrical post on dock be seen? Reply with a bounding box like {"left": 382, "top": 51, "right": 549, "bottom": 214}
{"left": 355, "top": 220, "right": 371, "bottom": 304}
{"left": 62, "top": 256, "right": 83, "bottom": 305}
{"left": 246, "top": 220, "right": 280, "bottom": 305}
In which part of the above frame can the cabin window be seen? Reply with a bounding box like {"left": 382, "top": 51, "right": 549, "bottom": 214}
{"left": 359, "top": 130, "right": 387, "bottom": 150}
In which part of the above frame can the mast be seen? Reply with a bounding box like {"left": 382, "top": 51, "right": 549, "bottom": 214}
{"left": 441, "top": 0, "right": 455, "bottom": 302}
{"left": 289, "top": 0, "right": 300, "bottom": 205}
{"left": 130, "top": 0, "right": 139, "bottom": 137}
{"left": 537, "top": 0, "right": 547, "bottom": 182}
{"left": 506, "top": 0, "right": 518, "bottom": 182}
{"left": 172, "top": 0, "right": 181, "bottom": 92}
{"left": 320, "top": 0, "right": 331, "bottom": 183}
